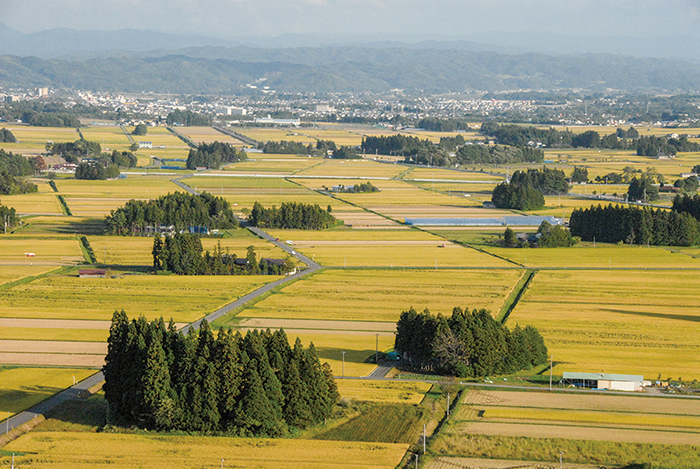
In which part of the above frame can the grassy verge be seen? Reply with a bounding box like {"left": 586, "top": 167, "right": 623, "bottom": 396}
{"left": 497, "top": 269, "right": 536, "bottom": 323}
{"left": 78, "top": 235, "right": 97, "bottom": 264}
{"left": 0, "top": 266, "right": 72, "bottom": 292}
{"left": 56, "top": 195, "right": 72, "bottom": 216}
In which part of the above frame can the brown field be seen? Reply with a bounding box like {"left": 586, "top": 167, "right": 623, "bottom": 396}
{"left": 0, "top": 353, "right": 104, "bottom": 367}
{"left": 0, "top": 340, "right": 106, "bottom": 355}
{"left": 426, "top": 457, "right": 603, "bottom": 469}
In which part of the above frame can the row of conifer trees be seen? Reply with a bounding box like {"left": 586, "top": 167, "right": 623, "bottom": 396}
{"left": 103, "top": 312, "right": 338, "bottom": 436}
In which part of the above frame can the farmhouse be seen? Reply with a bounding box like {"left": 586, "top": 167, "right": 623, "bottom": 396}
{"left": 562, "top": 372, "right": 645, "bottom": 392}
{"left": 138, "top": 141, "right": 153, "bottom": 149}
{"left": 79, "top": 268, "right": 106, "bottom": 278}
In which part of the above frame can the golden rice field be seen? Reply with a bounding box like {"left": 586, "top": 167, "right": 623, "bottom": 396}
{"left": 222, "top": 190, "right": 347, "bottom": 212}
{"left": 336, "top": 380, "right": 432, "bottom": 404}
{"left": 295, "top": 160, "right": 405, "bottom": 178}
{"left": 2, "top": 432, "right": 408, "bottom": 469}
{"left": 0, "top": 126, "right": 79, "bottom": 153}
{"left": 55, "top": 176, "right": 183, "bottom": 199}
{"left": 266, "top": 228, "right": 441, "bottom": 242}
{"left": 0, "top": 265, "right": 56, "bottom": 286}
{"left": 508, "top": 270, "right": 700, "bottom": 379}
{"left": 87, "top": 235, "right": 290, "bottom": 266}
{"left": 0, "top": 193, "right": 64, "bottom": 215}
{"left": 0, "top": 235, "right": 84, "bottom": 264}
{"left": 0, "top": 367, "right": 95, "bottom": 418}
{"left": 298, "top": 128, "right": 364, "bottom": 146}
{"left": 79, "top": 127, "right": 132, "bottom": 151}
{"left": 0, "top": 274, "right": 274, "bottom": 322}
{"left": 225, "top": 157, "right": 320, "bottom": 173}
{"left": 185, "top": 175, "right": 300, "bottom": 189}
{"left": 235, "top": 268, "right": 522, "bottom": 323}
{"left": 405, "top": 168, "right": 503, "bottom": 182}
{"left": 0, "top": 327, "right": 108, "bottom": 342}
{"left": 483, "top": 243, "right": 700, "bottom": 268}
{"left": 235, "top": 127, "right": 317, "bottom": 144}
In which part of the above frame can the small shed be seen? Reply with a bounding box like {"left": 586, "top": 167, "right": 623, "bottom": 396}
{"left": 562, "top": 372, "right": 644, "bottom": 392}
{"left": 79, "top": 268, "right": 106, "bottom": 278}
{"left": 483, "top": 201, "right": 496, "bottom": 209}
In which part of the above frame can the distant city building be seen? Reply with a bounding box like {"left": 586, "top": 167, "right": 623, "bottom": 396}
{"left": 315, "top": 104, "right": 334, "bottom": 112}
{"left": 5, "top": 95, "right": 20, "bottom": 103}
{"left": 254, "top": 116, "right": 300, "bottom": 126}
{"left": 37, "top": 87, "right": 49, "bottom": 97}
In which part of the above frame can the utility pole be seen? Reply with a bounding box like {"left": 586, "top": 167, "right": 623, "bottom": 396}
{"left": 423, "top": 423, "right": 426, "bottom": 453}
{"left": 447, "top": 393, "right": 450, "bottom": 417}
{"left": 549, "top": 355, "right": 553, "bottom": 392}
{"left": 221, "top": 459, "right": 224, "bottom": 469}
{"left": 559, "top": 451, "right": 564, "bottom": 469}
{"left": 415, "top": 453, "right": 418, "bottom": 469}
{"left": 341, "top": 351, "right": 346, "bottom": 379}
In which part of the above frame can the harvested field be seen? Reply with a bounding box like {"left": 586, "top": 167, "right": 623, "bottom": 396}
{"left": 425, "top": 457, "right": 603, "bottom": 469}
{"left": 0, "top": 340, "right": 106, "bottom": 354}
{"left": 0, "top": 352, "right": 104, "bottom": 367}
{"left": 237, "top": 318, "right": 395, "bottom": 333}
{"left": 2, "top": 432, "right": 408, "bottom": 469}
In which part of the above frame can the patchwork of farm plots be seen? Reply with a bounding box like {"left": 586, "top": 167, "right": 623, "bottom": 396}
{"left": 0, "top": 126, "right": 79, "bottom": 155}
{"left": 509, "top": 270, "right": 700, "bottom": 379}
{"left": 224, "top": 155, "right": 321, "bottom": 174}
{"left": 180, "top": 126, "right": 246, "bottom": 146}
{"left": 428, "top": 389, "right": 700, "bottom": 467}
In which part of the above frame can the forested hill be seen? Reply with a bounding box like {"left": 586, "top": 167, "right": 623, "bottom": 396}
{"left": 2, "top": 48, "right": 700, "bottom": 93}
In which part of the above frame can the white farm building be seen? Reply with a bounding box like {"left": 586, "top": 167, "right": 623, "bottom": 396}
{"left": 562, "top": 372, "right": 645, "bottom": 392}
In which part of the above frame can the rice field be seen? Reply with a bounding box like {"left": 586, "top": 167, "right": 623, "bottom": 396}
{"left": 0, "top": 266, "right": 56, "bottom": 286}
{"left": 80, "top": 127, "right": 132, "bottom": 152}
{"left": 235, "top": 127, "right": 318, "bottom": 144}
{"left": 224, "top": 157, "right": 320, "bottom": 173}
{"left": 1, "top": 193, "right": 64, "bottom": 216}
{"left": 0, "top": 367, "right": 95, "bottom": 418}
{"left": 0, "top": 274, "right": 274, "bottom": 322}
{"left": 336, "top": 380, "right": 432, "bottom": 404}
{"left": 55, "top": 176, "right": 183, "bottom": 199}
{"left": 508, "top": 270, "right": 700, "bottom": 379}
{"left": 0, "top": 126, "right": 79, "bottom": 154}
{"left": 179, "top": 126, "right": 245, "bottom": 146}
{"left": 1, "top": 432, "right": 408, "bottom": 469}
{"left": 235, "top": 268, "right": 523, "bottom": 323}
{"left": 0, "top": 235, "right": 84, "bottom": 264}
{"left": 294, "top": 160, "right": 405, "bottom": 178}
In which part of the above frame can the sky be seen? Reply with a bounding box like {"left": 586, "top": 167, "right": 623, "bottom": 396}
{"left": 1, "top": 0, "right": 700, "bottom": 41}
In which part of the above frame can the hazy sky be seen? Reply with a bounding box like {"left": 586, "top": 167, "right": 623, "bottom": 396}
{"left": 2, "top": 0, "right": 700, "bottom": 39}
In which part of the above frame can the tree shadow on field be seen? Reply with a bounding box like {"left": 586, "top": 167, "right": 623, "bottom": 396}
{"left": 312, "top": 346, "right": 374, "bottom": 365}
{"left": 40, "top": 395, "right": 108, "bottom": 431}
{"left": 0, "top": 386, "right": 63, "bottom": 414}
{"left": 53, "top": 218, "right": 105, "bottom": 235}
{"left": 603, "top": 308, "right": 700, "bottom": 324}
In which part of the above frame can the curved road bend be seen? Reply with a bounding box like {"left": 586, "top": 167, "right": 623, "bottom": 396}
{"left": 2, "top": 226, "right": 321, "bottom": 433}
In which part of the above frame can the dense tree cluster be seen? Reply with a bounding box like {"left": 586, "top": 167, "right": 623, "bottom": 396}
{"left": 248, "top": 201, "right": 338, "bottom": 230}
{"left": 132, "top": 124, "right": 148, "bottom": 135}
{"left": 395, "top": 306, "right": 548, "bottom": 377}
{"left": 0, "top": 128, "right": 16, "bottom": 143}
{"left": 481, "top": 122, "right": 575, "bottom": 147}
{"left": 103, "top": 150, "right": 137, "bottom": 168}
{"left": 636, "top": 135, "right": 700, "bottom": 157}
{"left": 491, "top": 181, "right": 545, "bottom": 210}
{"left": 438, "top": 135, "right": 466, "bottom": 152}
{"left": 21, "top": 111, "right": 80, "bottom": 128}
{"left": 186, "top": 141, "right": 247, "bottom": 170}
{"left": 315, "top": 140, "right": 337, "bottom": 153}
{"left": 569, "top": 204, "right": 700, "bottom": 246}
{"left": 627, "top": 176, "right": 659, "bottom": 202}
{"left": 673, "top": 194, "right": 700, "bottom": 221}
{"left": 153, "top": 235, "right": 294, "bottom": 275}
{"left": 166, "top": 110, "right": 211, "bottom": 126}
{"left": 47, "top": 139, "right": 102, "bottom": 163}
{"left": 418, "top": 118, "right": 471, "bottom": 132}
{"left": 332, "top": 146, "right": 360, "bottom": 159}
{"left": 106, "top": 192, "right": 238, "bottom": 235}
{"left": 0, "top": 201, "right": 18, "bottom": 231}
{"left": 261, "top": 140, "right": 310, "bottom": 155}
{"left": 361, "top": 135, "right": 432, "bottom": 156}
{"left": 571, "top": 167, "right": 588, "bottom": 183}
{"left": 456, "top": 144, "right": 543, "bottom": 165}
{"left": 673, "top": 176, "right": 699, "bottom": 193}
{"left": 75, "top": 161, "right": 120, "bottom": 180}
{"left": 511, "top": 167, "right": 569, "bottom": 195}
{"left": 537, "top": 221, "right": 578, "bottom": 247}
{"left": 103, "top": 313, "right": 338, "bottom": 434}
{"left": 0, "top": 149, "right": 35, "bottom": 177}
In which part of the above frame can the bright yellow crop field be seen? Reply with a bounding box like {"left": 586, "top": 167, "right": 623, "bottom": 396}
{"left": 0, "top": 274, "right": 274, "bottom": 322}
{"left": 181, "top": 126, "right": 245, "bottom": 146}
{"left": 0, "top": 367, "right": 95, "bottom": 418}
{"left": 290, "top": 332, "right": 396, "bottom": 377}
{"left": 225, "top": 157, "right": 320, "bottom": 173}
{"left": 55, "top": 176, "right": 182, "bottom": 199}
{"left": 483, "top": 407, "right": 700, "bottom": 429}
{"left": 0, "top": 327, "right": 108, "bottom": 342}
{"left": 80, "top": 127, "right": 131, "bottom": 151}
{"left": 236, "top": 268, "right": 522, "bottom": 322}
{"left": 482, "top": 243, "right": 700, "bottom": 268}
{"left": 509, "top": 270, "right": 700, "bottom": 379}
{"left": 295, "top": 160, "right": 405, "bottom": 178}
{"left": 0, "top": 265, "right": 56, "bottom": 285}
{"left": 185, "top": 175, "right": 301, "bottom": 189}
{"left": 87, "top": 235, "right": 289, "bottom": 266}
{"left": 0, "top": 235, "right": 83, "bottom": 264}
{"left": 406, "top": 168, "right": 503, "bottom": 182}
{"left": 235, "top": 127, "right": 317, "bottom": 144}
{"left": 1, "top": 193, "right": 63, "bottom": 215}
{"left": 299, "top": 128, "right": 364, "bottom": 146}
{"left": 223, "top": 190, "right": 344, "bottom": 212}
{"left": 2, "top": 432, "right": 408, "bottom": 469}
{"left": 0, "top": 126, "right": 79, "bottom": 151}
{"left": 336, "top": 380, "right": 431, "bottom": 404}
{"left": 266, "top": 229, "right": 441, "bottom": 242}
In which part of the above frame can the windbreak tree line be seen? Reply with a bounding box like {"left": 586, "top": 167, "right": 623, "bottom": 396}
{"left": 673, "top": 194, "right": 700, "bottom": 221}
{"left": 569, "top": 204, "right": 700, "bottom": 246}
{"left": 395, "top": 306, "right": 548, "bottom": 378}
{"left": 103, "top": 313, "right": 338, "bottom": 435}
{"left": 491, "top": 167, "right": 568, "bottom": 211}
{"left": 0, "top": 201, "right": 18, "bottom": 231}
{"left": 260, "top": 140, "right": 310, "bottom": 155}
{"left": 166, "top": 110, "right": 211, "bottom": 126}
{"left": 248, "top": 201, "right": 338, "bottom": 229}
{"left": 456, "top": 144, "right": 543, "bottom": 165}
{"left": 106, "top": 192, "right": 238, "bottom": 235}
{"left": 186, "top": 141, "right": 247, "bottom": 170}
{"left": 0, "top": 150, "right": 38, "bottom": 195}
{"left": 75, "top": 161, "right": 120, "bottom": 180}
{"left": 153, "top": 235, "right": 295, "bottom": 276}
{"left": 47, "top": 139, "right": 102, "bottom": 163}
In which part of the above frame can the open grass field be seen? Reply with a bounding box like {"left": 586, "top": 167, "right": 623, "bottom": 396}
{"left": 234, "top": 268, "right": 522, "bottom": 323}
{"left": 2, "top": 432, "right": 408, "bottom": 469}
{"left": 0, "top": 235, "right": 83, "bottom": 264}
{"left": 508, "top": 270, "right": 700, "bottom": 379}
{"left": 0, "top": 273, "right": 274, "bottom": 322}
{"left": 0, "top": 367, "right": 95, "bottom": 418}
{"left": 336, "top": 380, "right": 432, "bottom": 404}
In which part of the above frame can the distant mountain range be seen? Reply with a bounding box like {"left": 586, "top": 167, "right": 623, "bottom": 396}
{"left": 1, "top": 24, "right": 700, "bottom": 95}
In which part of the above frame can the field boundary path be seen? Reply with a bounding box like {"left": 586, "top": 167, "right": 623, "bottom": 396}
{"left": 212, "top": 125, "right": 259, "bottom": 147}
{"left": 119, "top": 125, "right": 135, "bottom": 145}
